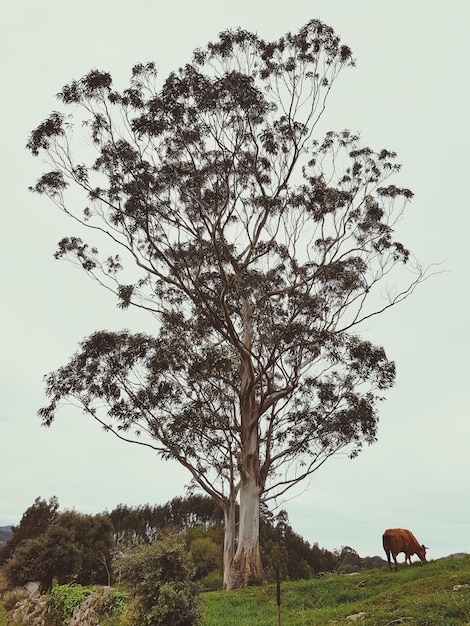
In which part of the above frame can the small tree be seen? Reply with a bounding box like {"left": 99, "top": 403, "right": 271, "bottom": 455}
{"left": 3, "top": 500, "right": 114, "bottom": 589}
{"left": 115, "top": 534, "right": 203, "bottom": 626}
{"left": 56, "top": 510, "right": 114, "bottom": 585}
{"left": 4, "top": 525, "right": 80, "bottom": 592}
{"left": 0, "top": 496, "right": 58, "bottom": 564}
{"left": 28, "top": 20, "right": 428, "bottom": 588}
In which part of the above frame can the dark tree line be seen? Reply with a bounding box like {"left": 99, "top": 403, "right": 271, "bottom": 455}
{"left": 1, "top": 495, "right": 351, "bottom": 591}
{"left": 109, "top": 494, "right": 224, "bottom": 548}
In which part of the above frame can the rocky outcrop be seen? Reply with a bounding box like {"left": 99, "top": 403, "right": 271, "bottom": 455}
{"left": 69, "top": 587, "right": 120, "bottom": 626}
{"left": 10, "top": 583, "right": 47, "bottom": 626}
{"left": 7, "top": 583, "right": 123, "bottom": 626}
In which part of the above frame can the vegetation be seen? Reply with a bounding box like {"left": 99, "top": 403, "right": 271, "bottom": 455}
{"left": 2, "top": 499, "right": 114, "bottom": 591}
{"left": 202, "top": 556, "right": 470, "bottom": 626}
{"left": 46, "top": 584, "right": 93, "bottom": 625}
{"left": 114, "top": 533, "right": 203, "bottom": 626}
{"left": 27, "top": 17, "right": 427, "bottom": 588}
{"left": 0, "top": 497, "right": 59, "bottom": 565}
{"left": 1, "top": 494, "right": 345, "bottom": 601}
{"left": 1, "top": 557, "right": 469, "bottom": 625}
{"left": 45, "top": 585, "right": 127, "bottom": 626}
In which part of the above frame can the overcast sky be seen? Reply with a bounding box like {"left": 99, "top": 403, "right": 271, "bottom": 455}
{"left": 1, "top": 0, "right": 469, "bottom": 561}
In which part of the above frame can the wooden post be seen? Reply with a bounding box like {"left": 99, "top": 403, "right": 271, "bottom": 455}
{"left": 276, "top": 567, "right": 281, "bottom": 626}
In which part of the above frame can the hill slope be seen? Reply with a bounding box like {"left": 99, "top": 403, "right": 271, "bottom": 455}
{"left": 0, "top": 528, "right": 11, "bottom": 545}
{"left": 203, "top": 555, "right": 470, "bottom": 625}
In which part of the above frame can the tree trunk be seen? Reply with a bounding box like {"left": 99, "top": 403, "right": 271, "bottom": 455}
{"left": 224, "top": 296, "right": 265, "bottom": 589}
{"left": 225, "top": 425, "right": 264, "bottom": 588}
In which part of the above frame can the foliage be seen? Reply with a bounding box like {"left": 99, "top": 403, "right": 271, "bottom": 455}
{"left": 200, "top": 570, "right": 224, "bottom": 592}
{"left": 2, "top": 589, "right": 24, "bottom": 612}
{"left": 109, "top": 495, "right": 223, "bottom": 548}
{"left": 28, "top": 19, "right": 427, "bottom": 587}
{"left": 260, "top": 509, "right": 338, "bottom": 581}
{"left": 115, "top": 533, "right": 203, "bottom": 625}
{"left": 3, "top": 498, "right": 114, "bottom": 590}
{"left": 45, "top": 584, "right": 92, "bottom": 626}
{"left": 56, "top": 510, "right": 114, "bottom": 585}
{"left": 91, "top": 586, "right": 128, "bottom": 621}
{"left": 335, "top": 545, "right": 363, "bottom": 573}
{"left": 109, "top": 497, "right": 339, "bottom": 583}
{"left": 0, "top": 496, "right": 58, "bottom": 564}
{"left": 188, "top": 535, "right": 222, "bottom": 579}
{"left": 202, "top": 556, "right": 470, "bottom": 625}
{"left": 4, "top": 525, "right": 81, "bottom": 592}
{"left": 45, "top": 585, "right": 127, "bottom": 626}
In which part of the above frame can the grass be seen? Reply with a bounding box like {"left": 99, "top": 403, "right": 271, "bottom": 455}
{"left": 1, "top": 556, "right": 469, "bottom": 625}
{"left": 203, "top": 556, "right": 470, "bottom": 625}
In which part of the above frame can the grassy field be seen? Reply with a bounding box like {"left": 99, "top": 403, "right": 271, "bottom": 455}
{"left": 203, "top": 556, "right": 470, "bottom": 625}
{"left": 1, "top": 556, "right": 469, "bottom": 625}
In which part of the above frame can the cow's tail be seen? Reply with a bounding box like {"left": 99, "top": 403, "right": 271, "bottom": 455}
{"left": 382, "top": 532, "right": 392, "bottom": 570}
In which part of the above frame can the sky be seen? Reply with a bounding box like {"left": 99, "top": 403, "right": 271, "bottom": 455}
{"left": 1, "top": 0, "right": 469, "bottom": 561}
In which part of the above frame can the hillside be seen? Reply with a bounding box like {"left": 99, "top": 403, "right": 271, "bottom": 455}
{"left": 1, "top": 555, "right": 468, "bottom": 625}
{"left": 0, "top": 528, "right": 11, "bottom": 545}
{"left": 203, "top": 555, "right": 470, "bottom": 625}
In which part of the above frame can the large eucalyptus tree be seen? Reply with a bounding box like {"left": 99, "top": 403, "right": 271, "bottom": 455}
{"left": 28, "top": 20, "right": 425, "bottom": 588}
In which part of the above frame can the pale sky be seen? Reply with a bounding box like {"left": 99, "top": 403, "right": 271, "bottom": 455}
{"left": 1, "top": 0, "right": 469, "bottom": 561}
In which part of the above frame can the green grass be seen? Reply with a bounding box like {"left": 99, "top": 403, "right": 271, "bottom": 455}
{"left": 1, "top": 556, "right": 469, "bottom": 625}
{"left": 203, "top": 556, "right": 470, "bottom": 625}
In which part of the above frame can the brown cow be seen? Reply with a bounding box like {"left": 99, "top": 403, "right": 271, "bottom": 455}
{"left": 382, "top": 528, "right": 428, "bottom": 571}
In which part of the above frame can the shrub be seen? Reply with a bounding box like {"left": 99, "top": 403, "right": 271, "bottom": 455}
{"left": 45, "top": 584, "right": 92, "bottom": 626}
{"left": 92, "top": 586, "right": 128, "bottom": 618}
{"left": 200, "top": 570, "right": 223, "bottom": 591}
{"left": 189, "top": 536, "right": 221, "bottom": 579}
{"left": 115, "top": 533, "right": 203, "bottom": 625}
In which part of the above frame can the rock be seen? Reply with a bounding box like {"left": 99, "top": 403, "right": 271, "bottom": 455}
{"left": 25, "top": 582, "right": 41, "bottom": 597}
{"left": 69, "top": 587, "right": 119, "bottom": 626}
{"left": 346, "top": 611, "right": 367, "bottom": 622}
{"left": 11, "top": 588, "right": 47, "bottom": 626}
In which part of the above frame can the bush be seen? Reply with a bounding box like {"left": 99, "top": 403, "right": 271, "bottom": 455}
{"left": 115, "top": 533, "right": 203, "bottom": 626}
{"left": 92, "top": 586, "right": 128, "bottom": 619}
{"left": 189, "top": 536, "right": 221, "bottom": 579}
{"left": 200, "top": 570, "right": 223, "bottom": 591}
{"left": 45, "top": 585, "right": 127, "bottom": 626}
{"left": 45, "top": 584, "right": 92, "bottom": 626}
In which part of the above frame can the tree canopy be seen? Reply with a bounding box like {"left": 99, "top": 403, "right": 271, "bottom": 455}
{"left": 3, "top": 503, "right": 113, "bottom": 591}
{"left": 28, "top": 19, "right": 426, "bottom": 587}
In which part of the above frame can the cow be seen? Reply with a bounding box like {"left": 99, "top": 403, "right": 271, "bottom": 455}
{"left": 382, "top": 528, "right": 428, "bottom": 571}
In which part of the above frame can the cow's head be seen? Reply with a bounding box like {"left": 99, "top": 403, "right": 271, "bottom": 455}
{"left": 417, "top": 544, "right": 428, "bottom": 562}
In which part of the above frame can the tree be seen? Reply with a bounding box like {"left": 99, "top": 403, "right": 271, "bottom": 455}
{"left": 28, "top": 20, "right": 427, "bottom": 588}
{"left": 3, "top": 500, "right": 114, "bottom": 589}
{"left": 335, "top": 545, "right": 362, "bottom": 573}
{"left": 4, "top": 525, "right": 80, "bottom": 592}
{"left": 0, "top": 496, "right": 58, "bottom": 564}
{"left": 56, "top": 510, "right": 114, "bottom": 585}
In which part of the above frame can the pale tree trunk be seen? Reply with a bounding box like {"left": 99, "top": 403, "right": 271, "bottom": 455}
{"left": 225, "top": 438, "right": 264, "bottom": 588}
